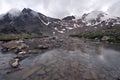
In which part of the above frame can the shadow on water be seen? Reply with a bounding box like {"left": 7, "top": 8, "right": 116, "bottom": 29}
{"left": 0, "top": 42, "right": 120, "bottom": 80}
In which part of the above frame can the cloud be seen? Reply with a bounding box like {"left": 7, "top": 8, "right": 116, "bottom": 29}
{"left": 108, "top": 1, "right": 120, "bottom": 17}
{"left": 8, "top": 9, "right": 21, "bottom": 17}
{"left": 0, "top": 0, "right": 120, "bottom": 18}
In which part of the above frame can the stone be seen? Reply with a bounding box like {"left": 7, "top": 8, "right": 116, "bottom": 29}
{"left": 37, "top": 45, "right": 49, "bottom": 49}
{"left": 83, "top": 71, "right": 97, "bottom": 79}
{"left": 1, "top": 47, "right": 8, "bottom": 53}
{"left": 43, "top": 77, "right": 49, "bottom": 80}
{"left": 18, "top": 51, "right": 27, "bottom": 55}
{"left": 28, "top": 50, "right": 38, "bottom": 54}
{"left": 10, "top": 58, "right": 20, "bottom": 68}
{"left": 37, "top": 69, "right": 46, "bottom": 75}
{"left": 22, "top": 67, "right": 40, "bottom": 79}
{"left": 71, "top": 61, "right": 79, "bottom": 68}
{"left": 53, "top": 74, "right": 60, "bottom": 80}
{"left": 2, "top": 41, "right": 18, "bottom": 49}
{"left": 16, "top": 39, "right": 24, "bottom": 43}
{"left": 101, "top": 36, "right": 109, "bottom": 41}
{"left": 17, "top": 43, "right": 28, "bottom": 50}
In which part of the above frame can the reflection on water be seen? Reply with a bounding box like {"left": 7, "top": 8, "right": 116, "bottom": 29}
{"left": 0, "top": 43, "right": 120, "bottom": 80}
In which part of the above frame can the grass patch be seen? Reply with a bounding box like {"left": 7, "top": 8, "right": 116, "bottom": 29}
{"left": 0, "top": 33, "right": 48, "bottom": 41}
{"left": 70, "top": 26, "right": 120, "bottom": 43}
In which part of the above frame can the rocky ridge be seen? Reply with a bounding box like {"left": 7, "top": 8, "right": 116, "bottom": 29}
{"left": 0, "top": 8, "right": 120, "bottom": 36}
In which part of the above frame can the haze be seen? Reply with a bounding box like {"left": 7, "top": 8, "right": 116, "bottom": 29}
{"left": 0, "top": 0, "right": 120, "bottom": 18}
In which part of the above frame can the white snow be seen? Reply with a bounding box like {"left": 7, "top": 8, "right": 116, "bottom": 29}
{"left": 74, "top": 24, "right": 77, "bottom": 28}
{"left": 94, "top": 27, "right": 97, "bottom": 29}
{"left": 39, "top": 17, "right": 50, "bottom": 26}
{"left": 84, "top": 11, "right": 115, "bottom": 22}
{"left": 54, "top": 27, "right": 58, "bottom": 30}
{"left": 58, "top": 30, "right": 64, "bottom": 33}
{"left": 86, "top": 22, "right": 92, "bottom": 26}
{"left": 85, "top": 11, "right": 105, "bottom": 21}
{"left": 53, "top": 32, "right": 55, "bottom": 35}
{"left": 62, "top": 28, "right": 66, "bottom": 31}
{"left": 66, "top": 27, "right": 73, "bottom": 30}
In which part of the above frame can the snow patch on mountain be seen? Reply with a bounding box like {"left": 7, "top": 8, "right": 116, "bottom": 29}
{"left": 85, "top": 11, "right": 106, "bottom": 21}
{"left": 83, "top": 11, "right": 114, "bottom": 22}
{"left": 38, "top": 17, "right": 50, "bottom": 26}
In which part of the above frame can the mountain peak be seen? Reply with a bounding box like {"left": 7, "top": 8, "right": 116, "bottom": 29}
{"left": 81, "top": 10, "right": 116, "bottom": 23}
{"left": 62, "top": 16, "right": 76, "bottom": 21}
{"left": 22, "top": 8, "right": 32, "bottom": 13}
{"left": 84, "top": 11, "right": 107, "bottom": 21}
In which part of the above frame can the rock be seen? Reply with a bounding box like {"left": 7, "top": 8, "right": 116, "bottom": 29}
{"left": 22, "top": 67, "right": 40, "bottom": 79}
{"left": 1, "top": 47, "right": 9, "bottom": 53}
{"left": 18, "top": 51, "right": 27, "bottom": 55}
{"left": 10, "top": 58, "right": 20, "bottom": 68}
{"left": 16, "top": 39, "right": 24, "bottom": 43}
{"left": 17, "top": 43, "right": 29, "bottom": 50}
{"left": 71, "top": 61, "right": 79, "bottom": 68}
{"left": 28, "top": 50, "right": 38, "bottom": 54}
{"left": 101, "top": 36, "right": 109, "bottom": 41}
{"left": 36, "top": 45, "right": 49, "bottom": 49}
{"left": 49, "top": 36, "right": 58, "bottom": 40}
{"left": 37, "top": 69, "right": 46, "bottom": 75}
{"left": 14, "top": 49, "right": 21, "bottom": 53}
{"left": 0, "top": 41, "right": 3, "bottom": 45}
{"left": 14, "top": 55, "right": 26, "bottom": 61}
{"left": 6, "top": 68, "right": 23, "bottom": 74}
{"left": 83, "top": 71, "right": 97, "bottom": 79}
{"left": 1, "top": 40, "right": 28, "bottom": 52}
{"left": 2, "top": 41, "right": 18, "bottom": 49}
{"left": 53, "top": 74, "right": 60, "bottom": 80}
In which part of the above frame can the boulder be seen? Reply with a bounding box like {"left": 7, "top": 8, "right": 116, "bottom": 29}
{"left": 1, "top": 47, "right": 9, "bottom": 53}
{"left": 9, "top": 58, "right": 20, "bottom": 68}
{"left": 18, "top": 51, "right": 27, "bottom": 55}
{"left": 17, "top": 43, "right": 29, "bottom": 50}
{"left": 2, "top": 41, "right": 18, "bottom": 49}
{"left": 36, "top": 45, "right": 49, "bottom": 49}
{"left": 101, "top": 36, "right": 109, "bottom": 41}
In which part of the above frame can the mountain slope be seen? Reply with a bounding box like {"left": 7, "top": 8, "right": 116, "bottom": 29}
{"left": 0, "top": 9, "right": 120, "bottom": 37}
{"left": 0, "top": 8, "right": 61, "bottom": 35}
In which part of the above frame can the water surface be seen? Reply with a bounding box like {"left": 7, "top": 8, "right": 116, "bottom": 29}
{"left": 0, "top": 42, "right": 120, "bottom": 80}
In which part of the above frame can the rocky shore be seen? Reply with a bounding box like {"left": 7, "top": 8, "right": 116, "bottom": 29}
{"left": 0, "top": 36, "right": 120, "bottom": 80}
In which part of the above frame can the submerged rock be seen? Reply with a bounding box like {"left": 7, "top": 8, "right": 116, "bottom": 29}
{"left": 1, "top": 47, "right": 9, "bottom": 53}
{"left": 9, "top": 58, "right": 20, "bottom": 68}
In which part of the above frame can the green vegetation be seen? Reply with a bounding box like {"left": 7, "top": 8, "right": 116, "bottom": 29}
{"left": 70, "top": 26, "right": 120, "bottom": 43}
{"left": 0, "top": 33, "right": 48, "bottom": 41}
{"left": 0, "top": 23, "right": 49, "bottom": 41}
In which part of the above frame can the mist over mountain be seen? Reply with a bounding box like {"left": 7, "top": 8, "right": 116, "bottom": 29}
{"left": 0, "top": 8, "right": 119, "bottom": 36}
{"left": 0, "top": 0, "right": 120, "bottom": 18}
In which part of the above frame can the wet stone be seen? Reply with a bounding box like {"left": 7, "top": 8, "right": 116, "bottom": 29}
{"left": 71, "top": 61, "right": 79, "bottom": 68}
{"left": 82, "top": 71, "right": 97, "bottom": 80}
{"left": 37, "top": 69, "right": 46, "bottom": 75}
{"left": 52, "top": 74, "right": 61, "bottom": 80}
{"left": 22, "top": 67, "right": 40, "bottom": 79}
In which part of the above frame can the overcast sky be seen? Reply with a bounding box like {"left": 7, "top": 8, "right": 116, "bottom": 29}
{"left": 0, "top": 0, "right": 120, "bottom": 18}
